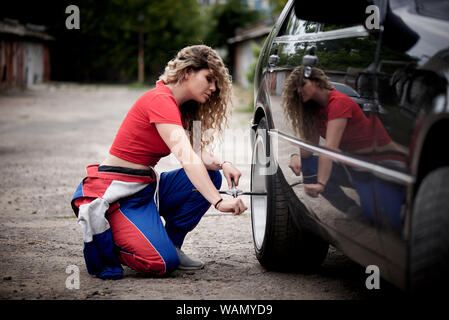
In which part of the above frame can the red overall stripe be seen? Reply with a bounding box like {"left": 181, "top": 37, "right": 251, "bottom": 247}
{"left": 108, "top": 209, "right": 166, "bottom": 275}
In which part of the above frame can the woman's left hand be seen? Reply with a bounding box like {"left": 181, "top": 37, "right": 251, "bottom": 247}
{"left": 304, "top": 183, "right": 325, "bottom": 198}
{"left": 222, "top": 162, "right": 242, "bottom": 188}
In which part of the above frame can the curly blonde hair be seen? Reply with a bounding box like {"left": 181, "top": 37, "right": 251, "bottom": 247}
{"left": 159, "top": 45, "right": 233, "bottom": 151}
{"left": 281, "top": 66, "right": 333, "bottom": 141}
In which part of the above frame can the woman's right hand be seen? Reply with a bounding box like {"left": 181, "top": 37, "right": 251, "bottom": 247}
{"left": 289, "top": 154, "right": 302, "bottom": 176}
{"left": 217, "top": 198, "right": 248, "bottom": 216}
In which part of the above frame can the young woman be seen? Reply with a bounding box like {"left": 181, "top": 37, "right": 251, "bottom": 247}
{"left": 281, "top": 66, "right": 407, "bottom": 199}
{"left": 71, "top": 45, "right": 247, "bottom": 279}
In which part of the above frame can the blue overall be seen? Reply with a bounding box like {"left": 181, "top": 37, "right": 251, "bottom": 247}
{"left": 73, "top": 166, "right": 222, "bottom": 277}
{"left": 301, "top": 156, "right": 404, "bottom": 229}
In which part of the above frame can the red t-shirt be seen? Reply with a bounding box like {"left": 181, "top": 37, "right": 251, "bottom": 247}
{"left": 109, "top": 80, "right": 183, "bottom": 167}
{"left": 316, "top": 89, "right": 391, "bottom": 151}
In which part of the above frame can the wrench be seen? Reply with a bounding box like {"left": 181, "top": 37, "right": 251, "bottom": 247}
{"left": 193, "top": 176, "right": 311, "bottom": 198}
{"left": 192, "top": 178, "right": 265, "bottom": 198}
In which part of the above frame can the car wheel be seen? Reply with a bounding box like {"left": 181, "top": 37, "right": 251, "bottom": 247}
{"left": 408, "top": 166, "right": 449, "bottom": 293}
{"left": 250, "top": 117, "right": 328, "bottom": 271}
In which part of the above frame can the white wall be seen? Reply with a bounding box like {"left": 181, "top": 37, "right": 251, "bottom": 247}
{"left": 26, "top": 43, "right": 43, "bottom": 85}
{"left": 235, "top": 40, "right": 256, "bottom": 88}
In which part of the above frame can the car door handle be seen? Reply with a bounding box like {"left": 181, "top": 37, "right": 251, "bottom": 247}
{"left": 362, "top": 102, "right": 375, "bottom": 112}
{"left": 362, "top": 102, "right": 388, "bottom": 114}
{"left": 268, "top": 54, "right": 280, "bottom": 68}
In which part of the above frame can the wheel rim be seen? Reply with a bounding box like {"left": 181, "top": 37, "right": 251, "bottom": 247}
{"left": 251, "top": 134, "right": 268, "bottom": 251}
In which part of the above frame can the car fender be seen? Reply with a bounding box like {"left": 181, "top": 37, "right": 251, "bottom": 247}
{"left": 251, "top": 79, "right": 272, "bottom": 145}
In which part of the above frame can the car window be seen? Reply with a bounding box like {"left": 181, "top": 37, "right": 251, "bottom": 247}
{"left": 279, "top": 7, "right": 320, "bottom": 36}
{"left": 321, "top": 22, "right": 359, "bottom": 32}
{"left": 331, "top": 82, "right": 360, "bottom": 98}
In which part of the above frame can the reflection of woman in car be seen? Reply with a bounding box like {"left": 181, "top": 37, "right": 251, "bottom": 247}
{"left": 281, "top": 66, "right": 406, "bottom": 226}
{"left": 282, "top": 66, "right": 393, "bottom": 196}
{"left": 71, "top": 45, "right": 247, "bottom": 280}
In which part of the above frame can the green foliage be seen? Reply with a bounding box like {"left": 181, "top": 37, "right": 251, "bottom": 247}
{"left": 243, "top": 42, "right": 262, "bottom": 112}
{"left": 140, "top": 0, "right": 207, "bottom": 81}
{"left": 6, "top": 0, "right": 268, "bottom": 83}
{"left": 245, "top": 42, "right": 262, "bottom": 85}
{"left": 48, "top": 0, "right": 206, "bottom": 82}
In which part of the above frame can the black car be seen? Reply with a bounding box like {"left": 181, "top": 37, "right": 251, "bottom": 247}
{"left": 249, "top": 0, "right": 449, "bottom": 292}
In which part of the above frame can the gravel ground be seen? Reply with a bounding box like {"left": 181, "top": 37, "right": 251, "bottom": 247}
{"left": 0, "top": 83, "right": 403, "bottom": 300}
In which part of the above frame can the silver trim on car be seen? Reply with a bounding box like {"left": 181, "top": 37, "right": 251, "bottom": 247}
{"left": 274, "top": 26, "right": 369, "bottom": 43}
{"left": 269, "top": 129, "right": 415, "bottom": 185}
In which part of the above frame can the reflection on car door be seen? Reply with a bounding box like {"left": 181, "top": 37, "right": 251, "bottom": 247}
{"left": 266, "top": 5, "right": 387, "bottom": 268}
{"left": 367, "top": 5, "right": 448, "bottom": 284}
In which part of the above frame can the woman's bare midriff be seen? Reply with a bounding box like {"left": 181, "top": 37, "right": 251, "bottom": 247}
{"left": 100, "top": 154, "right": 152, "bottom": 171}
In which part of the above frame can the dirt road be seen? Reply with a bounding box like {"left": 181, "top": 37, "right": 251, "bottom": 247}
{"left": 0, "top": 83, "right": 402, "bottom": 300}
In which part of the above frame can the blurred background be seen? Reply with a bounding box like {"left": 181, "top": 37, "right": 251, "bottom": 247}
{"left": 0, "top": 0, "right": 288, "bottom": 91}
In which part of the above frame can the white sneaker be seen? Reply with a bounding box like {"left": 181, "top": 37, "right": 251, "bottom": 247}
{"left": 176, "top": 247, "right": 205, "bottom": 270}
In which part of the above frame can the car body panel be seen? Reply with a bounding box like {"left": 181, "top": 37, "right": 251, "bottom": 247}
{"left": 251, "top": 0, "right": 449, "bottom": 290}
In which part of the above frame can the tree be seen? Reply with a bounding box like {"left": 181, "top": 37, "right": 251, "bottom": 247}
{"left": 141, "top": 0, "right": 207, "bottom": 82}
{"left": 203, "top": 0, "right": 264, "bottom": 73}
{"left": 75, "top": 0, "right": 206, "bottom": 82}
{"left": 1, "top": 0, "right": 206, "bottom": 83}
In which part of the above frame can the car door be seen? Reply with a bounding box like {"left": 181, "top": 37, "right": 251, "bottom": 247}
{"left": 368, "top": 1, "right": 449, "bottom": 287}
{"left": 265, "top": 2, "right": 387, "bottom": 267}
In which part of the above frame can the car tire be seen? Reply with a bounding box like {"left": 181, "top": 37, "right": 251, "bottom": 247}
{"left": 409, "top": 166, "right": 449, "bottom": 293}
{"left": 250, "top": 117, "right": 328, "bottom": 272}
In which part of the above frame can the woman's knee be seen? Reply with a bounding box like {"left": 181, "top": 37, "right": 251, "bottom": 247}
{"left": 208, "top": 170, "right": 222, "bottom": 189}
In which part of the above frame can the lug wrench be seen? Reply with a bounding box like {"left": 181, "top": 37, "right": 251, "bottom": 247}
{"left": 193, "top": 178, "right": 265, "bottom": 198}
{"left": 193, "top": 176, "right": 313, "bottom": 198}
{"left": 193, "top": 176, "right": 314, "bottom": 215}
